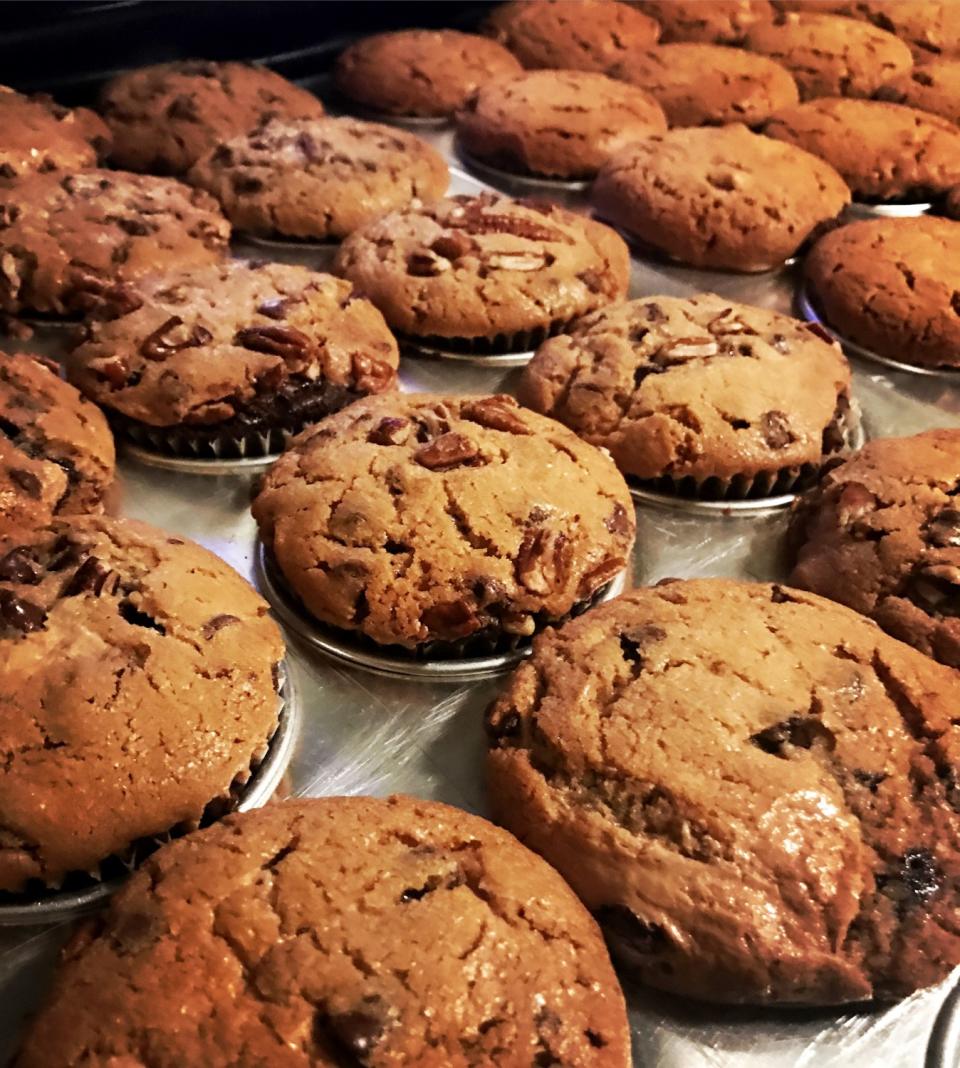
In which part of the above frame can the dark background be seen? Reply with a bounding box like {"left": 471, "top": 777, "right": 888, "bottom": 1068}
{"left": 0, "top": 1, "right": 493, "bottom": 100}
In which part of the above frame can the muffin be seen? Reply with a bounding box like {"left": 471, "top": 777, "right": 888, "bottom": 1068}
{"left": 252, "top": 393, "right": 635, "bottom": 654}
{"left": 333, "top": 29, "right": 523, "bottom": 118}
{"left": 333, "top": 193, "right": 630, "bottom": 354}
{"left": 745, "top": 12, "right": 913, "bottom": 100}
{"left": 455, "top": 70, "right": 667, "bottom": 180}
{"left": 609, "top": 43, "right": 799, "bottom": 126}
{"left": 790, "top": 430, "right": 960, "bottom": 667}
{"left": 0, "top": 514, "right": 284, "bottom": 894}
{"left": 804, "top": 216, "right": 960, "bottom": 367}
{"left": 591, "top": 125, "right": 850, "bottom": 271}
{"left": 765, "top": 98, "right": 960, "bottom": 203}
{"left": 632, "top": 0, "right": 774, "bottom": 44}
{"left": 0, "top": 170, "right": 229, "bottom": 320}
{"left": 876, "top": 57, "right": 960, "bottom": 125}
{"left": 100, "top": 59, "right": 324, "bottom": 175}
{"left": 947, "top": 184, "right": 960, "bottom": 219}
{"left": 843, "top": 1, "right": 960, "bottom": 64}
{"left": 484, "top": 0, "right": 660, "bottom": 72}
{"left": 0, "top": 352, "right": 115, "bottom": 539}
{"left": 15, "top": 795, "right": 630, "bottom": 1067}
{"left": 189, "top": 116, "right": 448, "bottom": 242}
{"left": 519, "top": 295, "right": 854, "bottom": 499}
{"left": 486, "top": 578, "right": 960, "bottom": 1005}
{"left": 68, "top": 260, "right": 399, "bottom": 458}
{"left": 0, "top": 85, "right": 110, "bottom": 180}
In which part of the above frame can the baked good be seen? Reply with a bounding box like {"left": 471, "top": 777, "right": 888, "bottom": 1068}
{"left": 455, "top": 70, "right": 667, "bottom": 180}
{"left": 876, "top": 58, "right": 960, "bottom": 125}
{"left": 765, "top": 98, "right": 960, "bottom": 201}
{"left": 519, "top": 294, "right": 853, "bottom": 498}
{"left": 591, "top": 125, "right": 850, "bottom": 271}
{"left": 333, "top": 29, "right": 523, "bottom": 118}
{"left": 0, "top": 352, "right": 114, "bottom": 539}
{"left": 0, "top": 514, "right": 284, "bottom": 894}
{"left": 790, "top": 430, "right": 960, "bottom": 667}
{"left": 100, "top": 59, "right": 324, "bottom": 175}
{"left": 0, "top": 170, "right": 229, "bottom": 319}
{"left": 610, "top": 43, "right": 799, "bottom": 126}
{"left": 486, "top": 577, "right": 960, "bottom": 1005}
{"left": 15, "top": 795, "right": 630, "bottom": 1067}
{"left": 804, "top": 216, "right": 960, "bottom": 367}
{"left": 252, "top": 393, "right": 635, "bottom": 652}
{"left": 0, "top": 85, "right": 109, "bottom": 180}
{"left": 842, "top": 1, "right": 960, "bottom": 63}
{"left": 333, "top": 193, "right": 629, "bottom": 352}
{"left": 189, "top": 116, "right": 448, "bottom": 242}
{"left": 745, "top": 12, "right": 913, "bottom": 100}
{"left": 68, "top": 260, "right": 399, "bottom": 457}
{"left": 632, "top": 0, "right": 774, "bottom": 44}
{"left": 946, "top": 184, "right": 960, "bottom": 218}
{"left": 484, "top": 0, "right": 660, "bottom": 72}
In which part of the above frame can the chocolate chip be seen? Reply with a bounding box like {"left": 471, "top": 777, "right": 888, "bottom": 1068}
{"left": 771, "top": 333, "right": 790, "bottom": 353}
{"left": 761, "top": 410, "right": 794, "bottom": 449}
{"left": 63, "top": 556, "right": 118, "bottom": 597}
{"left": 367, "top": 417, "right": 411, "bottom": 446}
{"left": 421, "top": 599, "right": 480, "bottom": 638}
{"left": 141, "top": 316, "right": 212, "bottom": 360}
{"left": 414, "top": 432, "right": 479, "bottom": 471}
{"left": 114, "top": 217, "right": 152, "bottom": 237}
{"left": 231, "top": 174, "right": 265, "bottom": 195}
{"left": 313, "top": 1007, "right": 384, "bottom": 1063}
{"left": 604, "top": 503, "right": 631, "bottom": 536}
{"left": 461, "top": 396, "right": 529, "bottom": 435}
{"left": 852, "top": 769, "right": 887, "bottom": 793}
{"left": 880, "top": 848, "right": 943, "bottom": 906}
{"left": 0, "top": 589, "right": 46, "bottom": 633}
{"left": 926, "top": 508, "right": 960, "bottom": 548}
{"left": 594, "top": 905, "right": 668, "bottom": 953}
{"left": 202, "top": 613, "right": 239, "bottom": 638}
{"left": 8, "top": 468, "right": 41, "bottom": 498}
{"left": 643, "top": 302, "right": 665, "bottom": 323}
{"left": 0, "top": 547, "right": 39, "bottom": 584}
{"left": 235, "top": 324, "right": 311, "bottom": 360}
{"left": 166, "top": 94, "right": 199, "bottom": 121}
{"left": 257, "top": 297, "right": 289, "bottom": 321}
{"left": 749, "top": 715, "right": 835, "bottom": 758}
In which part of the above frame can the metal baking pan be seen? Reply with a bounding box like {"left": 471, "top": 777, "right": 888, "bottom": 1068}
{"left": 1, "top": 78, "right": 959, "bottom": 1068}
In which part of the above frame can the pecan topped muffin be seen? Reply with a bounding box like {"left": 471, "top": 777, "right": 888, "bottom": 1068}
{"left": 0, "top": 85, "right": 110, "bottom": 180}
{"left": 633, "top": 0, "right": 774, "bottom": 44}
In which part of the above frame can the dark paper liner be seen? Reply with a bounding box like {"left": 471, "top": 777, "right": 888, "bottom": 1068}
{"left": 456, "top": 144, "right": 591, "bottom": 194}
{"left": 0, "top": 662, "right": 299, "bottom": 925}
{"left": 399, "top": 317, "right": 578, "bottom": 368}
{"left": 256, "top": 541, "right": 628, "bottom": 681}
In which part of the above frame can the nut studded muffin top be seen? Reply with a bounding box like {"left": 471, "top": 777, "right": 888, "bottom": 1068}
{"left": 0, "top": 170, "right": 230, "bottom": 318}
{"left": 100, "top": 59, "right": 324, "bottom": 175}
{"left": 68, "top": 261, "right": 399, "bottom": 429}
{"left": 486, "top": 578, "right": 960, "bottom": 1005}
{"left": 189, "top": 116, "right": 449, "bottom": 241}
{"left": 519, "top": 295, "right": 852, "bottom": 486}
{"left": 15, "top": 795, "right": 630, "bottom": 1067}
{"left": 333, "top": 194, "right": 630, "bottom": 342}
{"left": 633, "top": 0, "right": 774, "bottom": 44}
{"left": 0, "top": 515, "right": 284, "bottom": 894}
{"left": 484, "top": 0, "right": 660, "bottom": 72}
{"left": 252, "top": 394, "right": 635, "bottom": 650}
{"left": 0, "top": 85, "right": 110, "bottom": 180}
{"left": 765, "top": 98, "right": 960, "bottom": 201}
{"left": 875, "top": 58, "right": 960, "bottom": 126}
{"left": 333, "top": 29, "right": 523, "bottom": 117}
{"left": 843, "top": 0, "right": 960, "bottom": 63}
{"left": 0, "top": 353, "right": 115, "bottom": 539}
{"left": 790, "top": 430, "right": 960, "bottom": 668}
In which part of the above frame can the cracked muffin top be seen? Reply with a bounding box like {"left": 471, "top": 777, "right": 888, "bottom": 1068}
{"left": 455, "top": 70, "right": 667, "bottom": 180}
{"left": 518, "top": 294, "right": 853, "bottom": 492}
{"left": 486, "top": 578, "right": 960, "bottom": 1005}
{"left": 804, "top": 216, "right": 960, "bottom": 368}
{"left": 790, "top": 429, "right": 960, "bottom": 668}
{"left": 837, "top": 0, "right": 960, "bottom": 63}
{"left": 0, "top": 169, "right": 230, "bottom": 319}
{"left": 100, "top": 59, "right": 324, "bottom": 175}
{"left": 0, "top": 515, "right": 284, "bottom": 894}
{"left": 633, "top": 0, "right": 774, "bottom": 44}
{"left": 252, "top": 393, "right": 635, "bottom": 651}
{"left": 189, "top": 116, "right": 449, "bottom": 241}
{"left": 876, "top": 57, "right": 960, "bottom": 126}
{"left": 334, "top": 29, "right": 522, "bottom": 118}
{"left": 333, "top": 193, "right": 630, "bottom": 345}
{"left": 0, "top": 85, "right": 110, "bottom": 180}
{"left": 15, "top": 795, "right": 630, "bottom": 1068}
{"left": 0, "top": 352, "right": 115, "bottom": 539}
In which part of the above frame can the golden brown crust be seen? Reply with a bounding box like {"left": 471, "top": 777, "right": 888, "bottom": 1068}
{"left": 875, "top": 57, "right": 960, "bottom": 125}
{"left": 633, "top": 0, "right": 775, "bottom": 44}
{"left": 0, "top": 85, "right": 110, "bottom": 180}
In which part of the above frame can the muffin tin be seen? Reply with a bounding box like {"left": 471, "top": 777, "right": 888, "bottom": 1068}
{"left": 1, "top": 65, "right": 960, "bottom": 1068}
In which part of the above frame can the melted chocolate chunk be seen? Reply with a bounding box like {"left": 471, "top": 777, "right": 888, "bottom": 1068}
{"left": 0, "top": 589, "right": 46, "bottom": 633}
{"left": 0, "top": 547, "right": 40, "bottom": 584}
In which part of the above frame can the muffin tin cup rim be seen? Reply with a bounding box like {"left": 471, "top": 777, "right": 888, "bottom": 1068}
{"left": 236, "top": 231, "right": 340, "bottom": 252}
{"left": 0, "top": 661, "right": 299, "bottom": 926}
{"left": 399, "top": 337, "right": 537, "bottom": 368}
{"left": 122, "top": 441, "right": 281, "bottom": 474}
{"left": 927, "top": 972, "right": 960, "bottom": 1068}
{"left": 336, "top": 102, "right": 452, "bottom": 129}
{"left": 456, "top": 145, "right": 592, "bottom": 193}
{"left": 843, "top": 199, "right": 932, "bottom": 220}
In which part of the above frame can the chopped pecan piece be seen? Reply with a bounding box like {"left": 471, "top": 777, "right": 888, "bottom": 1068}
{"left": 414, "top": 432, "right": 479, "bottom": 471}
{"left": 141, "top": 316, "right": 212, "bottom": 360}
{"left": 235, "top": 324, "right": 311, "bottom": 360}
{"left": 461, "top": 396, "right": 529, "bottom": 435}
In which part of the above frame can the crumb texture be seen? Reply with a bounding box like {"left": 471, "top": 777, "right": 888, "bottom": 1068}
{"left": 633, "top": 0, "right": 774, "bottom": 44}
{"left": 0, "top": 85, "right": 110, "bottom": 179}
{"left": 876, "top": 58, "right": 960, "bottom": 126}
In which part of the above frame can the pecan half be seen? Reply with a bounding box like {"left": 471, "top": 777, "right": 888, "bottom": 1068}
{"left": 367, "top": 417, "right": 411, "bottom": 446}
{"left": 515, "top": 527, "right": 573, "bottom": 594}
{"left": 351, "top": 352, "right": 395, "bottom": 393}
{"left": 461, "top": 396, "right": 529, "bottom": 435}
{"left": 414, "top": 432, "right": 479, "bottom": 471}
{"left": 141, "top": 316, "right": 212, "bottom": 360}
{"left": 235, "top": 324, "right": 311, "bottom": 360}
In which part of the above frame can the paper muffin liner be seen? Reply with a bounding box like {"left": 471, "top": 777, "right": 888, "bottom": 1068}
{"left": 400, "top": 317, "right": 578, "bottom": 365}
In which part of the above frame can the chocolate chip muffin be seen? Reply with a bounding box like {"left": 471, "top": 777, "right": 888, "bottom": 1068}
{"left": 16, "top": 795, "right": 630, "bottom": 1067}
{"left": 0, "top": 353, "right": 115, "bottom": 539}
{"left": 456, "top": 70, "right": 667, "bottom": 180}
{"left": 100, "top": 59, "right": 324, "bottom": 175}
{"left": 0, "top": 514, "right": 285, "bottom": 894}
{"left": 252, "top": 393, "right": 635, "bottom": 653}
{"left": 632, "top": 0, "right": 774, "bottom": 44}
{"left": 876, "top": 58, "right": 960, "bottom": 125}
{"left": 68, "top": 260, "right": 398, "bottom": 458}
{"left": 0, "top": 170, "right": 229, "bottom": 320}
{"left": 189, "top": 116, "right": 448, "bottom": 242}
{"left": 333, "top": 29, "right": 523, "bottom": 118}
{"left": 591, "top": 125, "right": 850, "bottom": 271}
{"left": 484, "top": 0, "right": 660, "bottom": 72}
{"left": 486, "top": 578, "right": 960, "bottom": 1005}
{"left": 0, "top": 85, "right": 110, "bottom": 180}
{"left": 844, "top": 1, "right": 960, "bottom": 64}
{"left": 520, "top": 295, "right": 853, "bottom": 499}
{"left": 333, "top": 194, "right": 629, "bottom": 354}
{"left": 790, "top": 430, "right": 960, "bottom": 668}
{"left": 765, "top": 98, "right": 960, "bottom": 202}
{"left": 609, "top": 43, "right": 799, "bottom": 126}
{"left": 804, "top": 216, "right": 960, "bottom": 368}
